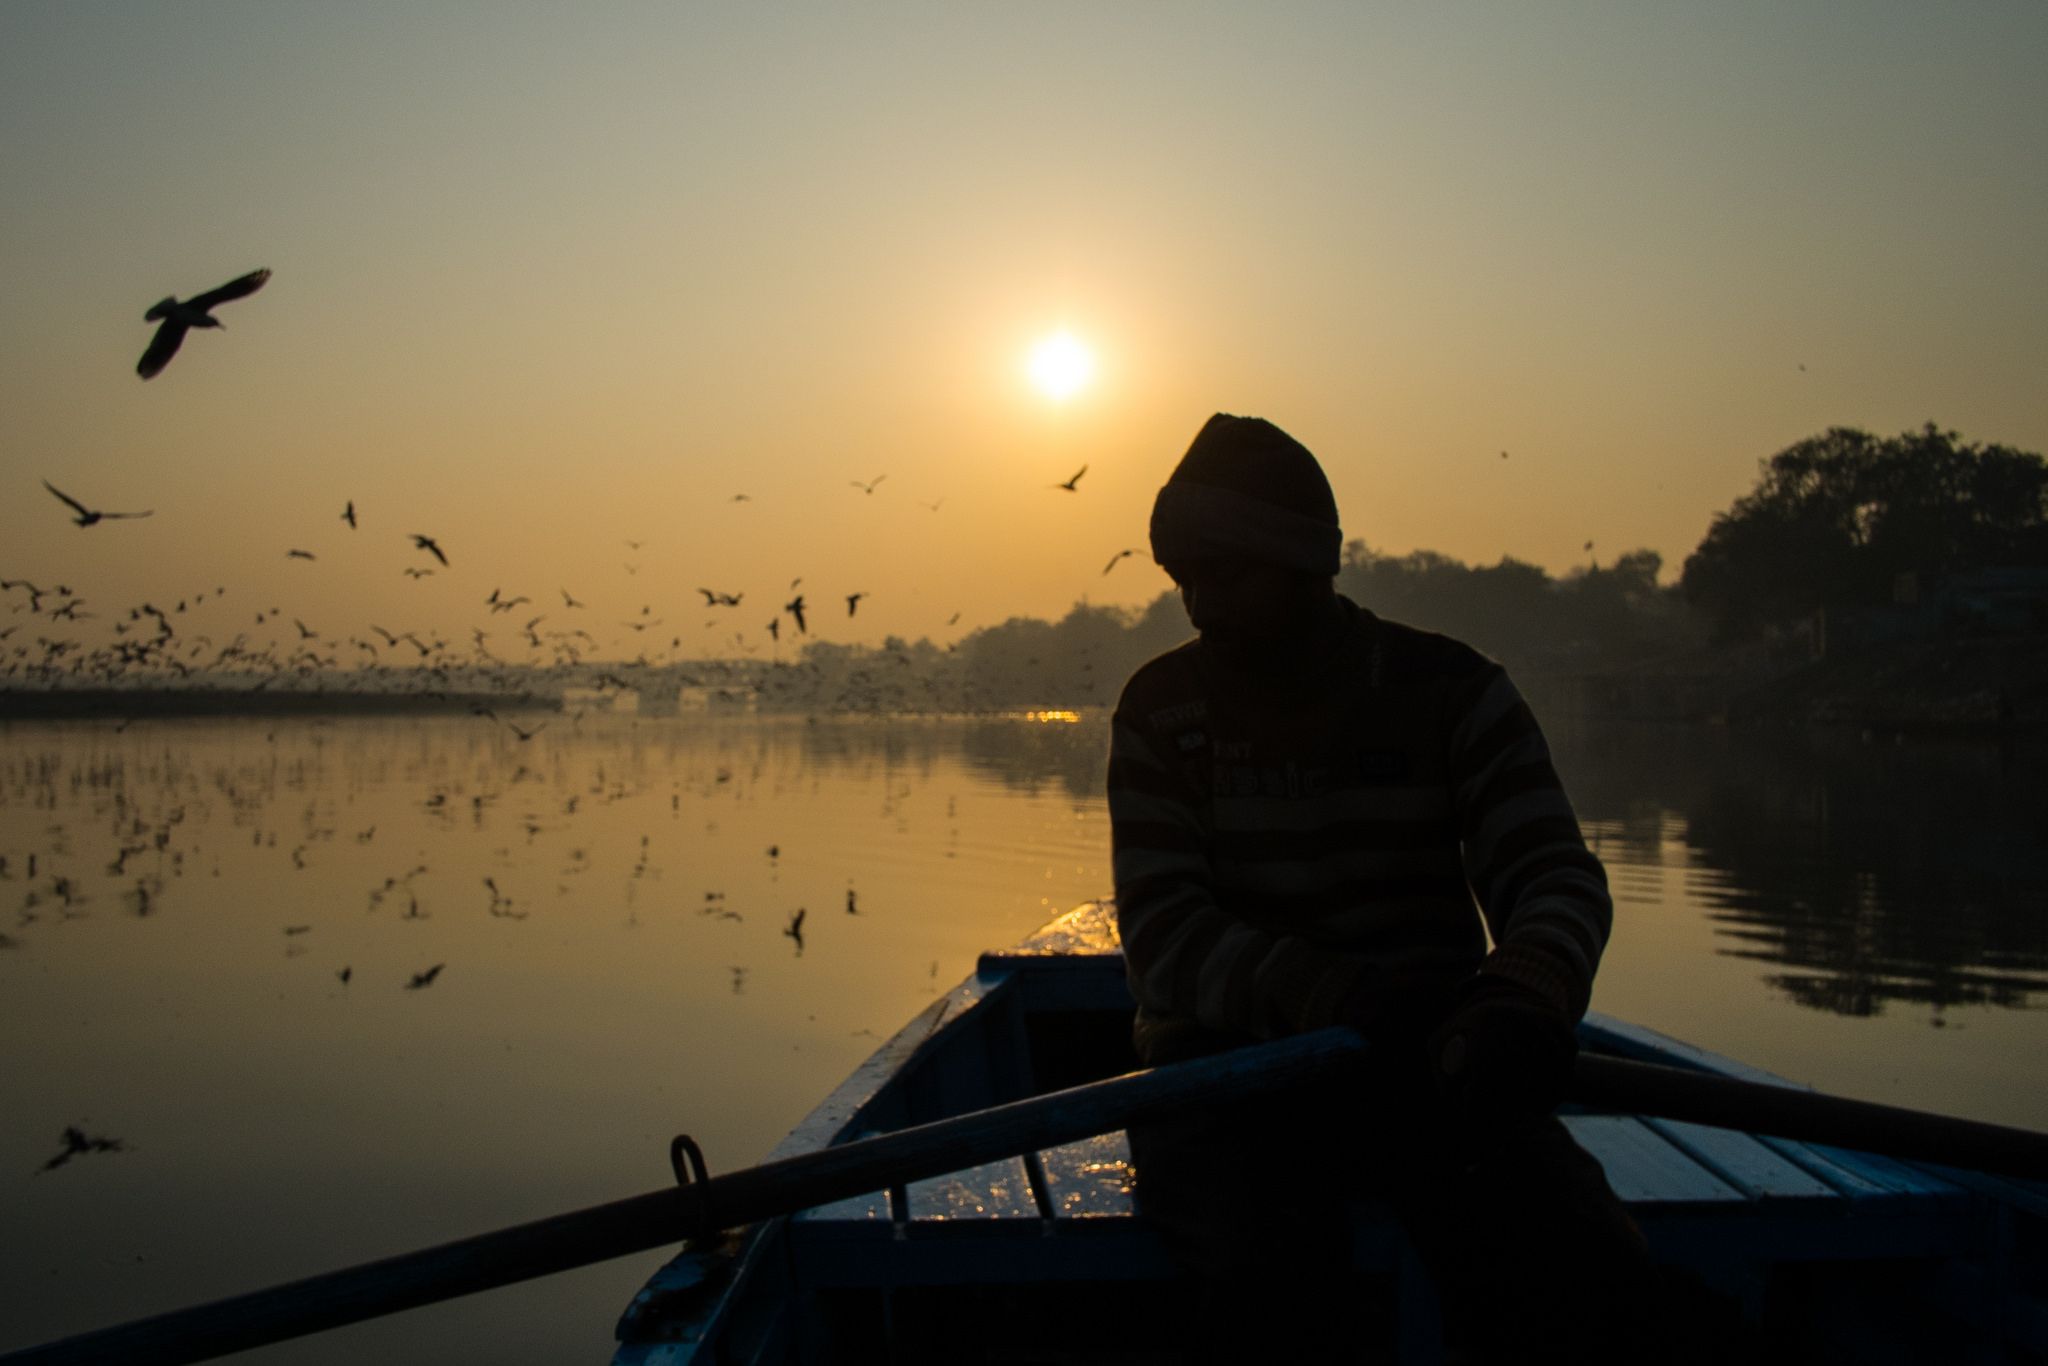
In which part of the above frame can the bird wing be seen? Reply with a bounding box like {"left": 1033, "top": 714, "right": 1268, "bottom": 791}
{"left": 42, "top": 481, "right": 90, "bottom": 516}
{"left": 189, "top": 268, "right": 272, "bottom": 310}
{"left": 136, "top": 320, "right": 187, "bottom": 378}
{"left": 103, "top": 509, "right": 154, "bottom": 520}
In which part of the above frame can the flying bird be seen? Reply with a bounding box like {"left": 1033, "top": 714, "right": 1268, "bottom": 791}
{"left": 850, "top": 475, "right": 886, "bottom": 495}
{"left": 561, "top": 588, "right": 584, "bottom": 608}
{"left": 286, "top": 549, "right": 315, "bottom": 560}
{"left": 766, "top": 617, "right": 780, "bottom": 642}
{"left": 405, "top": 963, "right": 446, "bottom": 990}
{"left": 136, "top": 267, "right": 271, "bottom": 379}
{"left": 410, "top": 534, "right": 448, "bottom": 566}
{"left": 342, "top": 501, "right": 356, "bottom": 529}
{"left": 39, "top": 1126, "right": 126, "bottom": 1173}
{"left": 1053, "top": 465, "right": 1087, "bottom": 492}
{"left": 43, "top": 481, "right": 152, "bottom": 527}
{"left": 783, "top": 907, "right": 806, "bottom": 947}
{"left": 784, "top": 594, "right": 807, "bottom": 634}
{"left": 845, "top": 591, "right": 866, "bottom": 617}
{"left": 1102, "top": 548, "right": 1137, "bottom": 576}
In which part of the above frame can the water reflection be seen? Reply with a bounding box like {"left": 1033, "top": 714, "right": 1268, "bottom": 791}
{"left": 6, "top": 713, "right": 2044, "bottom": 1032}
{"left": 1554, "top": 722, "right": 2048, "bottom": 1017}
{"left": 958, "top": 716, "right": 1108, "bottom": 800}
{"left": 0, "top": 713, "right": 1118, "bottom": 1365}
{"left": 781, "top": 712, "right": 1109, "bottom": 802}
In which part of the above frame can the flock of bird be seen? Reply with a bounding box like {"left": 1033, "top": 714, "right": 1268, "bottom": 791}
{"left": 9, "top": 265, "right": 1132, "bottom": 1173}
{"left": 12, "top": 267, "right": 1140, "bottom": 710}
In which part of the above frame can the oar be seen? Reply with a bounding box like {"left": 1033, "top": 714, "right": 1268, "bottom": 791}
{"left": 1571, "top": 1051, "right": 2048, "bottom": 1184}
{"left": 0, "top": 1028, "right": 1373, "bottom": 1366}
{"left": 9, "top": 1030, "right": 2048, "bottom": 1366}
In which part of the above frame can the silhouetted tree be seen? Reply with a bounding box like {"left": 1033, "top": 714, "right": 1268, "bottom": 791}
{"left": 1337, "top": 543, "right": 1695, "bottom": 673}
{"left": 748, "top": 543, "right": 1697, "bottom": 713}
{"left": 1681, "top": 424, "right": 2048, "bottom": 641}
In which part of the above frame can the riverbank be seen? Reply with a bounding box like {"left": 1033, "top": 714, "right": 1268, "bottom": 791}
{"left": 1726, "top": 636, "right": 2048, "bottom": 734}
{"left": 1528, "top": 634, "right": 2048, "bottom": 734}
{"left": 0, "top": 688, "right": 560, "bottom": 719}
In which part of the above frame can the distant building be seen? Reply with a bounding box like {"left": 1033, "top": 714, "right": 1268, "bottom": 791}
{"left": 1820, "top": 567, "right": 2048, "bottom": 656}
{"left": 1942, "top": 568, "right": 2048, "bottom": 636}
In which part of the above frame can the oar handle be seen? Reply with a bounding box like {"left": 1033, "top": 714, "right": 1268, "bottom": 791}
{"left": 1571, "top": 1053, "right": 2048, "bottom": 1183}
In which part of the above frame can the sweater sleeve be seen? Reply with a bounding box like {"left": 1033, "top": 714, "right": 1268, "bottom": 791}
{"left": 1108, "top": 704, "right": 1370, "bottom": 1041}
{"left": 1446, "top": 662, "right": 1612, "bottom": 1019}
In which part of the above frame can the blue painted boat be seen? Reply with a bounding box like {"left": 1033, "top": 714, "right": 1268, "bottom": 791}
{"left": 614, "top": 903, "right": 2048, "bottom": 1364}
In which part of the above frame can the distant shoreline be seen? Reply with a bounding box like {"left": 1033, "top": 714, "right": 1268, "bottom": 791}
{"left": 0, "top": 688, "right": 561, "bottom": 719}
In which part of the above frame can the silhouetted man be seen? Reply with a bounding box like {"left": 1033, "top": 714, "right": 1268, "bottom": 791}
{"left": 1109, "top": 414, "right": 1679, "bottom": 1363}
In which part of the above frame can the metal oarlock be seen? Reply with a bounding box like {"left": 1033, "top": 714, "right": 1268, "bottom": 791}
{"left": 669, "top": 1133, "right": 710, "bottom": 1190}
{"left": 669, "top": 1133, "right": 714, "bottom": 1234}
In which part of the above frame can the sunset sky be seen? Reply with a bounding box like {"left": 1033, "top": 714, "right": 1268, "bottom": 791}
{"left": 4, "top": 3, "right": 2044, "bottom": 658}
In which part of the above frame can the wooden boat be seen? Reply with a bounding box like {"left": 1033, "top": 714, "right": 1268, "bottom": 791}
{"left": 612, "top": 902, "right": 2048, "bottom": 1365}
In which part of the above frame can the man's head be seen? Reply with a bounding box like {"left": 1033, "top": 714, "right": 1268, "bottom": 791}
{"left": 1149, "top": 414, "right": 1342, "bottom": 654}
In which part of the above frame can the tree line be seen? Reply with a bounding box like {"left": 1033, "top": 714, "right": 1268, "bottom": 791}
{"left": 760, "top": 422, "right": 2046, "bottom": 710}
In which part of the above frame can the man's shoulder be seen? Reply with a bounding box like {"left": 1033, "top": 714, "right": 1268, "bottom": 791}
{"left": 1351, "top": 602, "right": 1500, "bottom": 683}
{"left": 1114, "top": 638, "right": 1206, "bottom": 729}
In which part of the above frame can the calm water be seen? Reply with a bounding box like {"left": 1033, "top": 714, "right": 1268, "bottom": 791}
{"left": 3, "top": 712, "right": 2045, "bottom": 1363}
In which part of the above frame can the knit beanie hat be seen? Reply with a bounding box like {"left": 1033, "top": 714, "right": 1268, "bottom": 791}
{"left": 1149, "top": 414, "right": 1343, "bottom": 576}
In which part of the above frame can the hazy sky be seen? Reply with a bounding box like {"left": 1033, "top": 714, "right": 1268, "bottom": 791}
{"left": 5, "top": 2, "right": 2044, "bottom": 658}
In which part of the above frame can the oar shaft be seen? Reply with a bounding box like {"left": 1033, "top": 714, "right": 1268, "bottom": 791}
{"left": 0, "top": 1028, "right": 1370, "bottom": 1366}
{"left": 1571, "top": 1053, "right": 2048, "bottom": 1183}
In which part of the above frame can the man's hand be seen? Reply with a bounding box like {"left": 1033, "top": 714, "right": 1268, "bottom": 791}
{"left": 1429, "top": 973, "right": 1577, "bottom": 1144}
{"left": 1334, "top": 964, "right": 1455, "bottom": 1043}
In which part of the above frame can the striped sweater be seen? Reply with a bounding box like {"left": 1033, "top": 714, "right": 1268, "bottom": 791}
{"left": 1108, "top": 596, "right": 1610, "bottom": 1059}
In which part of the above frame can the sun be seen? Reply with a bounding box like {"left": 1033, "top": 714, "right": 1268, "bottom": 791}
{"left": 1027, "top": 331, "right": 1094, "bottom": 401}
